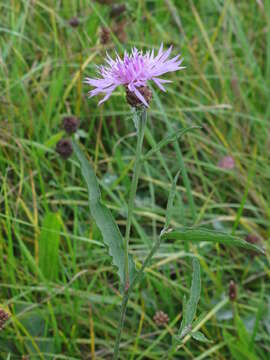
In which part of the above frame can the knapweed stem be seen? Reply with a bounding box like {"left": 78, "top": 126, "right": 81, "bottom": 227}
{"left": 124, "top": 108, "right": 147, "bottom": 285}
{"left": 113, "top": 108, "right": 147, "bottom": 360}
{"left": 113, "top": 235, "right": 161, "bottom": 360}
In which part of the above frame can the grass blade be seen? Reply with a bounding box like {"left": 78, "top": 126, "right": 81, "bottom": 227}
{"left": 163, "top": 170, "right": 181, "bottom": 232}
{"left": 39, "top": 212, "right": 61, "bottom": 281}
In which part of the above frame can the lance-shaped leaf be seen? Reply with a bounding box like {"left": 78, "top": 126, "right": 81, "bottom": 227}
{"left": 178, "top": 258, "right": 201, "bottom": 339}
{"left": 191, "top": 331, "right": 212, "bottom": 343}
{"left": 72, "top": 139, "right": 136, "bottom": 286}
{"left": 161, "top": 227, "right": 264, "bottom": 254}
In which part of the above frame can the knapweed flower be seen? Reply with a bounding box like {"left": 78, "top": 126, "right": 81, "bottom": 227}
{"left": 85, "top": 43, "right": 184, "bottom": 107}
{"left": 218, "top": 156, "right": 235, "bottom": 170}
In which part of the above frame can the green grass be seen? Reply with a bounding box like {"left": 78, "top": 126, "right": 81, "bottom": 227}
{"left": 0, "top": 0, "right": 269, "bottom": 358}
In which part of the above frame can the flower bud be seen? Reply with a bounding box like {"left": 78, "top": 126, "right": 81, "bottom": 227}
{"left": 228, "top": 280, "right": 237, "bottom": 301}
{"left": 62, "top": 116, "right": 79, "bottom": 135}
{"left": 100, "top": 26, "right": 110, "bottom": 45}
{"left": 69, "top": 17, "right": 79, "bottom": 28}
{"left": 56, "top": 139, "right": 73, "bottom": 159}
{"left": 110, "top": 4, "right": 126, "bottom": 18}
{"left": 153, "top": 310, "right": 169, "bottom": 326}
{"left": 0, "top": 308, "right": 10, "bottom": 330}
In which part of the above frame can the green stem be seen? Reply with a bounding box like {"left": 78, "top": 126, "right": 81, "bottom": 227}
{"left": 113, "top": 237, "right": 161, "bottom": 359}
{"left": 123, "top": 108, "right": 147, "bottom": 285}
{"left": 113, "top": 290, "right": 129, "bottom": 360}
{"left": 113, "top": 108, "right": 147, "bottom": 360}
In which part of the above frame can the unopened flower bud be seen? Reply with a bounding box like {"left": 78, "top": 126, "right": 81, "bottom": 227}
{"left": 125, "top": 86, "right": 152, "bottom": 108}
{"left": 0, "top": 308, "right": 10, "bottom": 330}
{"left": 69, "top": 17, "right": 80, "bottom": 28}
{"left": 62, "top": 116, "right": 79, "bottom": 135}
{"left": 153, "top": 310, "right": 169, "bottom": 326}
{"left": 110, "top": 4, "right": 126, "bottom": 18}
{"left": 100, "top": 26, "right": 110, "bottom": 45}
{"left": 228, "top": 280, "right": 237, "bottom": 301}
{"left": 56, "top": 139, "right": 73, "bottom": 159}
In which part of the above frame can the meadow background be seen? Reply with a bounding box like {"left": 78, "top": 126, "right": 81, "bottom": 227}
{"left": 0, "top": 0, "right": 269, "bottom": 359}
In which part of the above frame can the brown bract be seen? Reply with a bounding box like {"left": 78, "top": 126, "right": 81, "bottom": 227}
{"left": 125, "top": 86, "right": 152, "bottom": 108}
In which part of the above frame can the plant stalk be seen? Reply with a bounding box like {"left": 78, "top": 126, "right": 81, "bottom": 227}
{"left": 123, "top": 108, "right": 147, "bottom": 285}
{"left": 113, "top": 236, "right": 161, "bottom": 359}
{"left": 113, "top": 108, "right": 147, "bottom": 359}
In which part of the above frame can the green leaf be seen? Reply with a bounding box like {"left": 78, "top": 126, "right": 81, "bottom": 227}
{"left": 37, "top": 131, "right": 65, "bottom": 156}
{"left": 191, "top": 331, "right": 212, "bottom": 343}
{"left": 161, "top": 227, "right": 264, "bottom": 254}
{"left": 186, "top": 258, "right": 201, "bottom": 325}
{"left": 44, "top": 131, "right": 65, "bottom": 149}
{"left": 72, "top": 139, "right": 136, "bottom": 286}
{"left": 179, "top": 258, "right": 201, "bottom": 338}
{"left": 39, "top": 212, "right": 61, "bottom": 281}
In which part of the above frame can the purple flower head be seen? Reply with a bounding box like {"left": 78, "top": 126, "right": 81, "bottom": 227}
{"left": 85, "top": 43, "right": 184, "bottom": 107}
{"left": 218, "top": 156, "right": 235, "bottom": 170}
